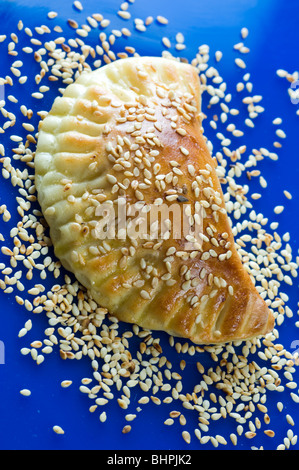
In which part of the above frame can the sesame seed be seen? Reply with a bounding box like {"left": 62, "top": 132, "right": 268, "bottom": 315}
{"left": 241, "top": 27, "right": 249, "bottom": 39}
{"left": 286, "top": 414, "right": 295, "bottom": 426}
{"left": 276, "top": 129, "right": 286, "bottom": 139}
{"left": 99, "top": 411, "right": 107, "bottom": 422}
{"left": 47, "top": 11, "right": 58, "bottom": 19}
{"left": 215, "top": 50, "right": 223, "bottom": 62}
{"left": 73, "top": 1, "right": 83, "bottom": 11}
{"left": 100, "top": 19, "right": 110, "bottom": 28}
{"left": 122, "top": 425, "right": 131, "bottom": 434}
{"left": 245, "top": 118, "right": 254, "bottom": 128}
{"left": 20, "top": 389, "right": 31, "bottom": 396}
{"left": 179, "top": 146, "right": 189, "bottom": 156}
{"left": 125, "top": 414, "right": 137, "bottom": 422}
{"left": 235, "top": 58, "right": 246, "bottom": 69}
{"left": 118, "top": 11, "right": 131, "bottom": 20}
{"left": 53, "top": 425, "right": 65, "bottom": 435}
{"left": 162, "top": 37, "right": 171, "bottom": 48}
{"left": 18, "top": 327, "right": 28, "bottom": 338}
{"left": 264, "top": 430, "right": 275, "bottom": 438}
{"left": 259, "top": 176, "right": 267, "bottom": 188}
{"left": 61, "top": 380, "right": 72, "bottom": 388}
{"left": 274, "top": 205, "right": 284, "bottom": 214}
{"left": 182, "top": 430, "right": 191, "bottom": 444}
{"left": 31, "top": 92, "right": 44, "bottom": 99}
{"left": 283, "top": 190, "right": 292, "bottom": 200}
{"left": 156, "top": 15, "right": 168, "bottom": 25}
{"left": 175, "top": 44, "right": 186, "bottom": 51}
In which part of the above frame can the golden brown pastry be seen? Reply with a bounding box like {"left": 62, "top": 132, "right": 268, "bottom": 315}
{"left": 35, "top": 56, "right": 274, "bottom": 344}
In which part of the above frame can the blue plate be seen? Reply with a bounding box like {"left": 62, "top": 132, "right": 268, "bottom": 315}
{"left": 0, "top": 0, "right": 299, "bottom": 451}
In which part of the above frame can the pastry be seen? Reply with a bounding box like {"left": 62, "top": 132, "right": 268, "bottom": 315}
{"left": 35, "top": 56, "right": 274, "bottom": 344}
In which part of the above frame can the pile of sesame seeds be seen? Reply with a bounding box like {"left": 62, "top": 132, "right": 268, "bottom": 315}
{"left": 0, "top": 0, "right": 299, "bottom": 450}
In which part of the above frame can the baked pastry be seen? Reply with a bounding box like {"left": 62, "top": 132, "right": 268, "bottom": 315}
{"left": 35, "top": 56, "right": 274, "bottom": 344}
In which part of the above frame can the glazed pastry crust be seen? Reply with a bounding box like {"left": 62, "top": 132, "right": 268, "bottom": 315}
{"left": 35, "top": 56, "right": 274, "bottom": 344}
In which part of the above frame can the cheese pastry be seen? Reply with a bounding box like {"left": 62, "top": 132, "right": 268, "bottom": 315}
{"left": 35, "top": 56, "right": 274, "bottom": 344}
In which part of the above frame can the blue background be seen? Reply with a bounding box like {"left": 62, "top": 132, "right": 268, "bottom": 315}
{"left": 0, "top": 0, "right": 299, "bottom": 451}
